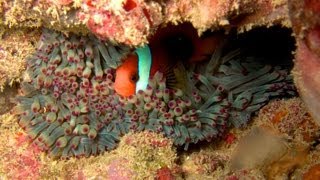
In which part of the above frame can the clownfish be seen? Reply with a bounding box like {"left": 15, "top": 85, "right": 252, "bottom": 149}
{"left": 114, "top": 23, "right": 225, "bottom": 97}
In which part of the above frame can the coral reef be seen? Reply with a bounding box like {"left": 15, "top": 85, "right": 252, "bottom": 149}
{"left": 0, "top": 0, "right": 291, "bottom": 46}
{"left": 0, "top": 113, "right": 43, "bottom": 179}
{"left": 78, "top": 0, "right": 291, "bottom": 45}
{"left": 0, "top": 29, "right": 40, "bottom": 90}
{"left": 105, "top": 131, "right": 177, "bottom": 179}
{"left": 230, "top": 127, "right": 289, "bottom": 171}
{"left": 0, "top": 85, "right": 18, "bottom": 115}
{"left": 303, "top": 163, "right": 320, "bottom": 180}
{"left": 181, "top": 149, "right": 229, "bottom": 177}
{"left": 0, "top": 131, "right": 43, "bottom": 179}
{"left": 78, "top": 0, "right": 163, "bottom": 46}
{"left": 264, "top": 143, "right": 309, "bottom": 179}
{"left": 229, "top": 97, "right": 319, "bottom": 179}
{"left": 251, "top": 98, "right": 320, "bottom": 178}
{"left": 289, "top": 0, "right": 320, "bottom": 123}
{"left": 165, "top": 0, "right": 290, "bottom": 33}
{"left": 257, "top": 98, "right": 319, "bottom": 142}
{"left": 233, "top": 0, "right": 291, "bottom": 32}
{"left": 13, "top": 27, "right": 295, "bottom": 159}
{"left": 0, "top": 0, "right": 86, "bottom": 36}
{"left": 297, "top": 147, "right": 320, "bottom": 180}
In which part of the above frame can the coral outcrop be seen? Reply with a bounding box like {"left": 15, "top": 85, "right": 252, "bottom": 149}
{"left": 230, "top": 98, "right": 319, "bottom": 179}
{"left": 289, "top": 0, "right": 320, "bottom": 124}
{"left": 0, "top": 29, "right": 40, "bottom": 90}
{"left": 0, "top": 0, "right": 86, "bottom": 35}
{"left": 0, "top": 0, "right": 291, "bottom": 46}
{"left": 165, "top": 0, "right": 290, "bottom": 33}
{"left": 105, "top": 131, "right": 177, "bottom": 179}
{"left": 77, "top": 0, "right": 291, "bottom": 45}
{"left": 78, "top": 0, "right": 163, "bottom": 46}
{"left": 257, "top": 98, "right": 318, "bottom": 142}
{"left": 0, "top": 112, "right": 43, "bottom": 179}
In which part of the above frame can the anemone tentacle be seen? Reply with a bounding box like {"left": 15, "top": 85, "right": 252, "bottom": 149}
{"left": 14, "top": 29, "right": 295, "bottom": 158}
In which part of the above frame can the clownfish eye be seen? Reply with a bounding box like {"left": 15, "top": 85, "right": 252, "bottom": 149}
{"left": 130, "top": 73, "right": 139, "bottom": 83}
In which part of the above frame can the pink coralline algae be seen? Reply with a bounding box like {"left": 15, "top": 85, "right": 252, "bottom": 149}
{"left": 48, "top": 0, "right": 74, "bottom": 6}
{"left": 13, "top": 28, "right": 295, "bottom": 158}
{"left": 156, "top": 167, "right": 175, "bottom": 180}
{"left": 258, "top": 98, "right": 319, "bottom": 142}
{"left": 78, "top": 0, "right": 163, "bottom": 46}
{"left": 2, "top": 132, "right": 42, "bottom": 179}
{"left": 289, "top": 0, "right": 320, "bottom": 124}
{"left": 106, "top": 158, "right": 136, "bottom": 180}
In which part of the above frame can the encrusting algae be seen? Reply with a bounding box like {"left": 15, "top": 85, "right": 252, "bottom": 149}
{"left": 256, "top": 97, "right": 319, "bottom": 143}
{"left": 13, "top": 25, "right": 296, "bottom": 159}
{"left": 0, "top": 0, "right": 87, "bottom": 36}
{"left": 105, "top": 131, "right": 177, "bottom": 179}
{"left": 0, "top": 29, "right": 41, "bottom": 91}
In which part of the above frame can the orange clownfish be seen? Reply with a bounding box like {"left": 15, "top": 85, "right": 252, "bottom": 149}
{"left": 114, "top": 23, "right": 225, "bottom": 97}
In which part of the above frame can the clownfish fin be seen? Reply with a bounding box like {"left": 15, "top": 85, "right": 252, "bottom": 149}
{"left": 163, "top": 61, "right": 191, "bottom": 95}
{"left": 163, "top": 63, "right": 177, "bottom": 90}
{"left": 173, "top": 62, "right": 192, "bottom": 95}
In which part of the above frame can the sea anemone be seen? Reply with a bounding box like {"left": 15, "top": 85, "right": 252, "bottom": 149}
{"left": 13, "top": 28, "right": 295, "bottom": 158}
{"left": 14, "top": 29, "right": 131, "bottom": 158}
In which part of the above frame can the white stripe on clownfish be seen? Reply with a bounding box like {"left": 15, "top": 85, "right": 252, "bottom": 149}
{"left": 135, "top": 45, "right": 152, "bottom": 93}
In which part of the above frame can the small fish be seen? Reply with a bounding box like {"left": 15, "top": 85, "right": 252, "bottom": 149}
{"left": 114, "top": 23, "right": 225, "bottom": 97}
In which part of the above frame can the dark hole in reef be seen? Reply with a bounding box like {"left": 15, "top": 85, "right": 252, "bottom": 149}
{"left": 225, "top": 26, "right": 296, "bottom": 69}
{"left": 178, "top": 25, "right": 296, "bottom": 153}
{"left": 0, "top": 83, "right": 19, "bottom": 115}
{"left": 162, "top": 33, "right": 194, "bottom": 61}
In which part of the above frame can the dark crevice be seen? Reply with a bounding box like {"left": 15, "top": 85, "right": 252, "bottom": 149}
{"left": 225, "top": 26, "right": 296, "bottom": 69}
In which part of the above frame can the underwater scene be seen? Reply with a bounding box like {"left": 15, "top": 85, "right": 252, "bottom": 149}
{"left": 1, "top": 0, "right": 320, "bottom": 179}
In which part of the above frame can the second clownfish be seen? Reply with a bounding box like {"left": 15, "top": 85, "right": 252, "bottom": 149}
{"left": 114, "top": 23, "right": 225, "bottom": 97}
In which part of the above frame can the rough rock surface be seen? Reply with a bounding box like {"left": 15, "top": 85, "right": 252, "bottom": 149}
{"left": 0, "top": 0, "right": 290, "bottom": 46}
{"left": 289, "top": 0, "right": 320, "bottom": 124}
